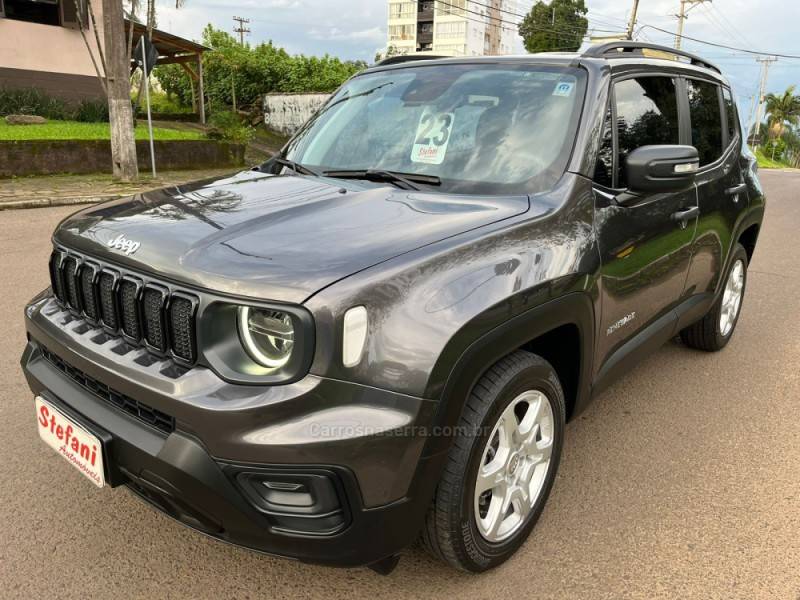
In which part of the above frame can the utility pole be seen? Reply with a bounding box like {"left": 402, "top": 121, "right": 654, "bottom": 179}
{"left": 751, "top": 56, "right": 778, "bottom": 147}
{"left": 626, "top": 0, "right": 640, "bottom": 40}
{"left": 233, "top": 16, "right": 251, "bottom": 46}
{"left": 674, "top": 0, "right": 710, "bottom": 50}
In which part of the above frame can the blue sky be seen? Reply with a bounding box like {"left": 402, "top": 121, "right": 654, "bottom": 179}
{"left": 156, "top": 0, "right": 800, "bottom": 121}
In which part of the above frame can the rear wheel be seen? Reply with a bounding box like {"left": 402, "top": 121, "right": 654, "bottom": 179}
{"left": 680, "top": 243, "right": 748, "bottom": 352}
{"left": 421, "top": 351, "right": 565, "bottom": 572}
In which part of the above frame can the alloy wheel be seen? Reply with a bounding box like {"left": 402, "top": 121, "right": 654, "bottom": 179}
{"left": 474, "top": 390, "right": 555, "bottom": 543}
{"left": 720, "top": 259, "right": 745, "bottom": 337}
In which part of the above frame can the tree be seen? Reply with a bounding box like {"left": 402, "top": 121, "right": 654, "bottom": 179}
{"left": 103, "top": 0, "right": 138, "bottom": 181}
{"left": 375, "top": 44, "right": 400, "bottom": 64}
{"left": 155, "top": 26, "right": 364, "bottom": 110}
{"left": 519, "top": 0, "right": 588, "bottom": 54}
{"left": 764, "top": 85, "right": 800, "bottom": 141}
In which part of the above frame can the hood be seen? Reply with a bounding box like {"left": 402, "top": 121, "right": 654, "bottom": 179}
{"left": 54, "top": 171, "right": 530, "bottom": 303}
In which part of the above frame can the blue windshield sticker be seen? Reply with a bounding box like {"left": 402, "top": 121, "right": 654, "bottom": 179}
{"left": 552, "top": 81, "right": 575, "bottom": 97}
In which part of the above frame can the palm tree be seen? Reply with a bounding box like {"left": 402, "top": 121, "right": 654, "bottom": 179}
{"left": 764, "top": 85, "right": 800, "bottom": 140}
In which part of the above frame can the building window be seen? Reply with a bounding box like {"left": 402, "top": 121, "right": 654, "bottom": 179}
{"left": 435, "top": 20, "right": 466, "bottom": 39}
{"left": 435, "top": 0, "right": 466, "bottom": 17}
{"left": 433, "top": 43, "right": 467, "bottom": 56}
{"left": 388, "top": 2, "right": 416, "bottom": 20}
{"left": 389, "top": 24, "right": 415, "bottom": 41}
{"left": 3, "top": 0, "right": 60, "bottom": 25}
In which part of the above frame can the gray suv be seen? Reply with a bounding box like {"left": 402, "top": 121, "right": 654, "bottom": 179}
{"left": 22, "top": 43, "right": 764, "bottom": 573}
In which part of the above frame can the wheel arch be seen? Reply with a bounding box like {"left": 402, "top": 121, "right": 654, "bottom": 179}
{"left": 422, "top": 292, "right": 595, "bottom": 458}
{"left": 737, "top": 222, "right": 760, "bottom": 263}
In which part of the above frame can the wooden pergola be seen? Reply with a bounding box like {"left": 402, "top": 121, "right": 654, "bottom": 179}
{"left": 125, "top": 19, "right": 211, "bottom": 124}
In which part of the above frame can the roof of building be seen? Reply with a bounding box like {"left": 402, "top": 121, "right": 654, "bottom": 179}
{"left": 124, "top": 18, "right": 210, "bottom": 64}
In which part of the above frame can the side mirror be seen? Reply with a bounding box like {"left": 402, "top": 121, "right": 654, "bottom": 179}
{"left": 625, "top": 145, "right": 699, "bottom": 194}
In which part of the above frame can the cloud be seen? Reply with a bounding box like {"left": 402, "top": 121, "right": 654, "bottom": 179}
{"left": 308, "top": 26, "right": 386, "bottom": 43}
{"left": 153, "top": 0, "right": 800, "bottom": 98}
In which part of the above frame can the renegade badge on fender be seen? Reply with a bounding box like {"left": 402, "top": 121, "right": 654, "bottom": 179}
{"left": 22, "top": 43, "right": 764, "bottom": 573}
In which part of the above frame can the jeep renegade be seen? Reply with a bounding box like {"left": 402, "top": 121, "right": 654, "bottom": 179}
{"left": 22, "top": 42, "right": 765, "bottom": 573}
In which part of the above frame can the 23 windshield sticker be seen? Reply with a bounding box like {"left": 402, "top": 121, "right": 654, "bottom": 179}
{"left": 411, "top": 111, "right": 455, "bottom": 165}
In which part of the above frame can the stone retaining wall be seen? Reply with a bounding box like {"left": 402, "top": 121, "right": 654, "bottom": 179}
{"left": 0, "top": 140, "right": 245, "bottom": 177}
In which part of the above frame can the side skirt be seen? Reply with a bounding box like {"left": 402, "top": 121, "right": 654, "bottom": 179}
{"left": 592, "top": 292, "right": 715, "bottom": 396}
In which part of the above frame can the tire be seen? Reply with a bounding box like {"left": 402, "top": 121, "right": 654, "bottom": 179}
{"left": 421, "top": 350, "right": 566, "bottom": 572}
{"left": 680, "top": 243, "right": 748, "bottom": 352}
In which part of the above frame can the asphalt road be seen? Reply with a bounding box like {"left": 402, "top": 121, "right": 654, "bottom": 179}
{"left": 1, "top": 171, "right": 798, "bottom": 599}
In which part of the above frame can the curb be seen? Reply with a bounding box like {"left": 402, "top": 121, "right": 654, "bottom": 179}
{"left": 0, "top": 194, "right": 120, "bottom": 211}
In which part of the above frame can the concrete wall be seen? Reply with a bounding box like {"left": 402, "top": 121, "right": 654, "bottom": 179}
{"left": 263, "top": 93, "right": 330, "bottom": 137}
{"left": 0, "top": 0, "right": 103, "bottom": 78}
{"left": 0, "top": 140, "right": 245, "bottom": 177}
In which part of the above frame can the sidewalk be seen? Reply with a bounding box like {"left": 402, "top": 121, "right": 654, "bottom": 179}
{"left": 0, "top": 168, "right": 241, "bottom": 211}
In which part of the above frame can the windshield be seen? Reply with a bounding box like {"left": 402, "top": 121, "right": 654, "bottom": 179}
{"left": 284, "top": 63, "right": 587, "bottom": 195}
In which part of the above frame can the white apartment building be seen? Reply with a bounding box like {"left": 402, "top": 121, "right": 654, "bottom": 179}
{"left": 386, "top": 0, "right": 519, "bottom": 57}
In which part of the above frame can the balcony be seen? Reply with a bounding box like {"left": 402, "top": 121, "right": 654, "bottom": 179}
{"left": 417, "top": 31, "right": 433, "bottom": 45}
{"left": 418, "top": 7, "right": 434, "bottom": 21}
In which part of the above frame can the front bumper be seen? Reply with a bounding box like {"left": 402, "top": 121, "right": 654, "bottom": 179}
{"left": 22, "top": 294, "right": 443, "bottom": 567}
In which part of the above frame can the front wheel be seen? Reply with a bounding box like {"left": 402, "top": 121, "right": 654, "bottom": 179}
{"left": 680, "top": 243, "right": 748, "bottom": 352}
{"left": 421, "top": 351, "right": 565, "bottom": 572}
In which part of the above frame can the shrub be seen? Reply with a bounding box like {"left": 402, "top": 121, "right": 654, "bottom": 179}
{"left": 0, "top": 88, "right": 70, "bottom": 120}
{"left": 154, "top": 25, "right": 366, "bottom": 111}
{"left": 0, "top": 88, "right": 110, "bottom": 122}
{"left": 73, "top": 99, "right": 110, "bottom": 123}
{"left": 209, "top": 110, "right": 254, "bottom": 144}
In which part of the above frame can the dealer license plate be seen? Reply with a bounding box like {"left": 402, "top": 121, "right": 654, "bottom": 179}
{"left": 35, "top": 396, "right": 105, "bottom": 488}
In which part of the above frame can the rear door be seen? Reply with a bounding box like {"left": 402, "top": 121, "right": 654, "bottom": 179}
{"left": 593, "top": 74, "right": 699, "bottom": 369}
{"left": 682, "top": 80, "right": 748, "bottom": 301}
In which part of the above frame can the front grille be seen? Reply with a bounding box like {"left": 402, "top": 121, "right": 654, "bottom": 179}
{"left": 169, "top": 296, "right": 196, "bottom": 361}
{"left": 142, "top": 286, "right": 167, "bottom": 351}
{"left": 119, "top": 278, "right": 141, "bottom": 339}
{"left": 98, "top": 271, "right": 119, "bottom": 330}
{"left": 79, "top": 264, "right": 99, "bottom": 321}
{"left": 48, "top": 249, "right": 199, "bottom": 364}
{"left": 40, "top": 346, "right": 175, "bottom": 434}
{"left": 63, "top": 256, "right": 81, "bottom": 311}
{"left": 49, "top": 252, "right": 66, "bottom": 303}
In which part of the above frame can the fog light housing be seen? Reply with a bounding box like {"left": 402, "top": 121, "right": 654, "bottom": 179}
{"left": 235, "top": 470, "right": 348, "bottom": 536}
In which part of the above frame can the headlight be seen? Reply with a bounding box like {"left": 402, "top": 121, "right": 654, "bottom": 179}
{"left": 238, "top": 306, "right": 295, "bottom": 368}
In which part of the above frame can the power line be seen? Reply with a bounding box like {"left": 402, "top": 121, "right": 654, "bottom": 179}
{"left": 674, "top": 0, "right": 710, "bottom": 50}
{"left": 637, "top": 23, "right": 800, "bottom": 59}
{"left": 750, "top": 56, "right": 778, "bottom": 143}
{"left": 232, "top": 16, "right": 250, "bottom": 46}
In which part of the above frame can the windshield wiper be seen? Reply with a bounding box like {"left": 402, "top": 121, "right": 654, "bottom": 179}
{"left": 323, "top": 169, "right": 441, "bottom": 191}
{"left": 265, "top": 156, "right": 320, "bottom": 177}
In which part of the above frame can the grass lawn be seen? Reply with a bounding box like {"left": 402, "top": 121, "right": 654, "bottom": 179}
{"left": 754, "top": 147, "right": 790, "bottom": 169}
{"left": 0, "top": 120, "right": 204, "bottom": 141}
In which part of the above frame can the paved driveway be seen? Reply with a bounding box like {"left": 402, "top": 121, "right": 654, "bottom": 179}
{"left": 1, "top": 171, "right": 798, "bottom": 599}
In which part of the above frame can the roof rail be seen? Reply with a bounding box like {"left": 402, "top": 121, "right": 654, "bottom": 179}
{"left": 376, "top": 54, "right": 449, "bottom": 67}
{"left": 582, "top": 41, "right": 721, "bottom": 74}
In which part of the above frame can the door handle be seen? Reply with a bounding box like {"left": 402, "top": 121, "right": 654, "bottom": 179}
{"left": 671, "top": 206, "right": 699, "bottom": 225}
{"left": 725, "top": 182, "right": 747, "bottom": 201}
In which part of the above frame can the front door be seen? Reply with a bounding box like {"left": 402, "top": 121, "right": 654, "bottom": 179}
{"left": 592, "top": 75, "right": 699, "bottom": 369}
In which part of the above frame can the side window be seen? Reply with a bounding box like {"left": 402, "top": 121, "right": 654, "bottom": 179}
{"left": 687, "top": 79, "right": 723, "bottom": 165}
{"left": 593, "top": 104, "right": 614, "bottom": 188}
{"left": 614, "top": 77, "right": 680, "bottom": 188}
{"left": 722, "top": 87, "right": 739, "bottom": 143}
